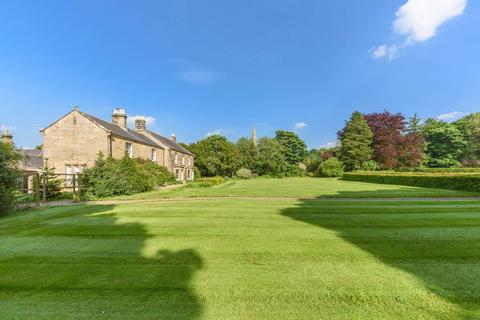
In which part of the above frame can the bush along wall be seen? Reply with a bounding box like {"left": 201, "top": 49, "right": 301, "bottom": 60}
{"left": 82, "top": 155, "right": 176, "bottom": 199}
{"left": 342, "top": 172, "right": 480, "bottom": 193}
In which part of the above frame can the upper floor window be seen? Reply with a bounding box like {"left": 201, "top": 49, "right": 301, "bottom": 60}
{"left": 182, "top": 156, "right": 186, "bottom": 165}
{"left": 174, "top": 154, "right": 179, "bottom": 165}
{"left": 125, "top": 143, "right": 133, "bottom": 158}
{"left": 188, "top": 157, "right": 192, "bottom": 166}
{"left": 151, "top": 149, "right": 157, "bottom": 161}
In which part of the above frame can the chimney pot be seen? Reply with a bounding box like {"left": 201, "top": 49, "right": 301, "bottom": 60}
{"left": 112, "top": 108, "right": 127, "bottom": 129}
{"left": 171, "top": 133, "right": 177, "bottom": 143}
{"left": 1, "top": 128, "right": 13, "bottom": 147}
{"left": 135, "top": 117, "right": 146, "bottom": 132}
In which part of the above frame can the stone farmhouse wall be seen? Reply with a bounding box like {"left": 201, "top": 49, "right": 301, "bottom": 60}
{"left": 111, "top": 135, "right": 165, "bottom": 166}
{"left": 41, "top": 108, "right": 194, "bottom": 182}
{"left": 42, "top": 111, "right": 109, "bottom": 174}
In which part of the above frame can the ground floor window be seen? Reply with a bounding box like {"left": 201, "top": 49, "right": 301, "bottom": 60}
{"left": 66, "top": 164, "right": 85, "bottom": 190}
{"left": 175, "top": 168, "right": 183, "bottom": 181}
{"left": 187, "top": 169, "right": 194, "bottom": 180}
{"left": 151, "top": 149, "right": 157, "bottom": 161}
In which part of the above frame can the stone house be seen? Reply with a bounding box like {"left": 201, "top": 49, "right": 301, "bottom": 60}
{"left": 40, "top": 107, "right": 194, "bottom": 182}
{"left": 1, "top": 129, "right": 43, "bottom": 193}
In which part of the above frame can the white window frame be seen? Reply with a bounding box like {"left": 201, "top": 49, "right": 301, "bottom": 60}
{"left": 182, "top": 156, "right": 186, "bottom": 165}
{"left": 126, "top": 143, "right": 133, "bottom": 158}
{"left": 66, "top": 165, "right": 73, "bottom": 187}
{"left": 174, "top": 154, "right": 179, "bottom": 165}
{"left": 188, "top": 157, "right": 192, "bottom": 166}
{"left": 151, "top": 149, "right": 157, "bottom": 161}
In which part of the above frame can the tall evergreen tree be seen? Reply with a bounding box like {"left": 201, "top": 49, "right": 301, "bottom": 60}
{"left": 339, "top": 111, "right": 373, "bottom": 171}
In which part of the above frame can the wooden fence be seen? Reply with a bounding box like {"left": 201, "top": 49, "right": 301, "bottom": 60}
{"left": 16, "top": 172, "right": 83, "bottom": 206}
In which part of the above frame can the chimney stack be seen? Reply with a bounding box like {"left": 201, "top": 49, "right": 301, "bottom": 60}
{"left": 171, "top": 133, "right": 176, "bottom": 143}
{"left": 112, "top": 108, "right": 127, "bottom": 129}
{"left": 135, "top": 117, "right": 146, "bottom": 133}
{"left": 1, "top": 128, "right": 13, "bottom": 147}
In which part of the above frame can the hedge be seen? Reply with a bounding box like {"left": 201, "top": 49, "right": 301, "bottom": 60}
{"left": 343, "top": 172, "right": 480, "bottom": 193}
{"left": 396, "top": 167, "right": 480, "bottom": 173}
{"left": 191, "top": 176, "right": 224, "bottom": 187}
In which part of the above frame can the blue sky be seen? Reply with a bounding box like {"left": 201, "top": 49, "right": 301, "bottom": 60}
{"left": 0, "top": 0, "right": 478, "bottom": 149}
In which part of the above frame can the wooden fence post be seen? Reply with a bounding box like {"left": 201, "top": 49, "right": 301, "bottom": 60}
{"left": 77, "top": 174, "right": 82, "bottom": 202}
{"left": 72, "top": 174, "right": 77, "bottom": 202}
{"left": 35, "top": 173, "right": 40, "bottom": 207}
{"left": 42, "top": 174, "right": 47, "bottom": 203}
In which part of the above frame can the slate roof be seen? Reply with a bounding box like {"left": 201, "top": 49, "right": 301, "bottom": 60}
{"left": 81, "top": 112, "right": 193, "bottom": 155}
{"left": 146, "top": 130, "right": 193, "bottom": 156}
{"left": 17, "top": 149, "right": 43, "bottom": 171}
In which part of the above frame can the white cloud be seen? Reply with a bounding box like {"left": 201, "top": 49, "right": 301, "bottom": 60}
{"left": 294, "top": 122, "right": 307, "bottom": 130}
{"left": 321, "top": 141, "right": 337, "bottom": 148}
{"left": 372, "top": 0, "right": 467, "bottom": 59}
{"left": 371, "top": 44, "right": 399, "bottom": 60}
{"left": 176, "top": 69, "right": 221, "bottom": 85}
{"left": 394, "top": 0, "right": 467, "bottom": 43}
{"left": 127, "top": 115, "right": 156, "bottom": 127}
{"left": 436, "top": 111, "right": 465, "bottom": 122}
{"left": 206, "top": 129, "right": 225, "bottom": 137}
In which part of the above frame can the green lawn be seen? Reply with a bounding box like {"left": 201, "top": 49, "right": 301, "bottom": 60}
{"left": 1, "top": 178, "right": 480, "bottom": 319}
{"left": 116, "top": 177, "right": 480, "bottom": 200}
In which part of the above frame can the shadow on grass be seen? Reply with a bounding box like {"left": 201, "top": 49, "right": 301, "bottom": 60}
{"left": 0, "top": 204, "right": 203, "bottom": 319}
{"left": 281, "top": 196, "right": 480, "bottom": 319}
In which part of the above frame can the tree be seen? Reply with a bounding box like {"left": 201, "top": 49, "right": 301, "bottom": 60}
{"left": 453, "top": 113, "right": 480, "bottom": 163}
{"left": 363, "top": 111, "right": 424, "bottom": 169}
{"left": 274, "top": 130, "right": 307, "bottom": 165}
{"left": 187, "top": 135, "right": 237, "bottom": 177}
{"left": 339, "top": 111, "right": 373, "bottom": 171}
{"left": 421, "top": 119, "right": 466, "bottom": 167}
{"left": 235, "top": 137, "right": 257, "bottom": 170}
{"left": 253, "top": 137, "right": 287, "bottom": 176}
{"left": 305, "top": 149, "right": 322, "bottom": 173}
{"left": 316, "top": 157, "right": 344, "bottom": 177}
{"left": 0, "top": 142, "right": 20, "bottom": 213}
{"left": 39, "top": 161, "right": 62, "bottom": 200}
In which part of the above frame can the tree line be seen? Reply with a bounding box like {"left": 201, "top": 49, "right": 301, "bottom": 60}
{"left": 184, "top": 130, "right": 310, "bottom": 178}
{"left": 184, "top": 110, "right": 480, "bottom": 178}
{"left": 338, "top": 111, "right": 480, "bottom": 171}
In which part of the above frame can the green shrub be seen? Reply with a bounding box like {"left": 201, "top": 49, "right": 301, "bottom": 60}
{"left": 188, "top": 176, "right": 224, "bottom": 188}
{"left": 0, "top": 143, "right": 20, "bottom": 213}
{"left": 82, "top": 155, "right": 175, "bottom": 199}
{"left": 360, "top": 160, "right": 379, "bottom": 171}
{"left": 343, "top": 172, "right": 480, "bottom": 192}
{"left": 316, "top": 157, "right": 344, "bottom": 177}
{"left": 236, "top": 168, "right": 253, "bottom": 179}
{"left": 141, "top": 161, "right": 176, "bottom": 186}
{"left": 193, "top": 167, "right": 201, "bottom": 179}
